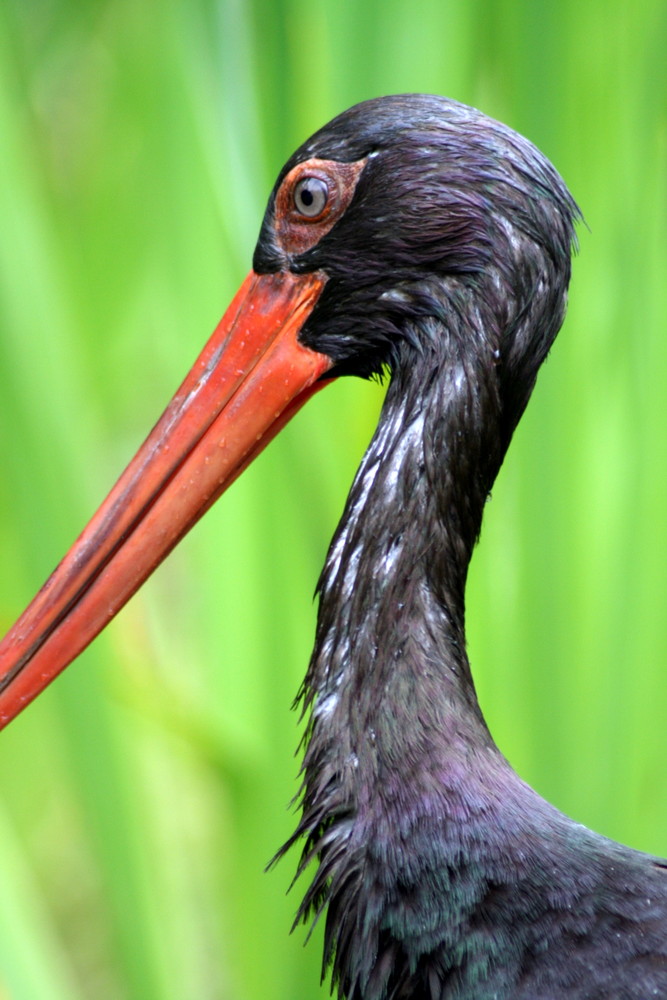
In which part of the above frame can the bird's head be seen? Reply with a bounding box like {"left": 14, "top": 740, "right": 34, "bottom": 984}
{"left": 254, "top": 94, "right": 579, "bottom": 392}
{"left": 0, "top": 95, "right": 579, "bottom": 727}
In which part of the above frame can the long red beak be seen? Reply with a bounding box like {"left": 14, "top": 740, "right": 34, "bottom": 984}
{"left": 0, "top": 269, "right": 332, "bottom": 729}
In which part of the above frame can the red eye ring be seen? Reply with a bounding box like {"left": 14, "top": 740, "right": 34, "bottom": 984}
{"left": 274, "top": 157, "right": 368, "bottom": 257}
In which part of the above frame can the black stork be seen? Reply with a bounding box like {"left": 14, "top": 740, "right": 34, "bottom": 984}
{"left": 1, "top": 94, "right": 666, "bottom": 999}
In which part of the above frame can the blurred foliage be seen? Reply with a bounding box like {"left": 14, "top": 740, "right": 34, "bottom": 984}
{"left": 0, "top": 0, "right": 666, "bottom": 997}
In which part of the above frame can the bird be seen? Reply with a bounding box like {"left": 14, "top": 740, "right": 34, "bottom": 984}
{"left": 1, "top": 94, "right": 667, "bottom": 999}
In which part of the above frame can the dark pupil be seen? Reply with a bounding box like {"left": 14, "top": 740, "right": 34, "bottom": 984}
{"left": 300, "top": 186, "right": 314, "bottom": 206}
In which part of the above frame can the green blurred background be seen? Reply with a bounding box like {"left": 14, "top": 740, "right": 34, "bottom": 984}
{"left": 0, "top": 1, "right": 665, "bottom": 997}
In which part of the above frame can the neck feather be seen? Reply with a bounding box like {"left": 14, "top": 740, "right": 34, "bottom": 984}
{"left": 304, "top": 301, "right": 506, "bottom": 745}
{"left": 284, "top": 303, "right": 520, "bottom": 986}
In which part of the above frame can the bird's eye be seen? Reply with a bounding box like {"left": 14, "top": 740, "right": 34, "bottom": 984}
{"left": 293, "top": 176, "right": 329, "bottom": 218}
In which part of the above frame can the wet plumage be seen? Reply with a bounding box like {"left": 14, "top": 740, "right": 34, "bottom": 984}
{"left": 257, "top": 96, "right": 667, "bottom": 999}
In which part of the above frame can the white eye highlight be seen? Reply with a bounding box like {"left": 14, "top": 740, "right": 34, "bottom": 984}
{"left": 293, "top": 176, "right": 329, "bottom": 218}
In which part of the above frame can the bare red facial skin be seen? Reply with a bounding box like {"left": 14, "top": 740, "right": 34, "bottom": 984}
{"left": 274, "top": 157, "right": 367, "bottom": 256}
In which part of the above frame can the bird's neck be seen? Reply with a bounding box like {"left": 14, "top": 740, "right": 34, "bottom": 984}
{"left": 288, "top": 307, "right": 585, "bottom": 997}
{"left": 290, "top": 305, "right": 523, "bottom": 922}
{"left": 304, "top": 307, "right": 506, "bottom": 757}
